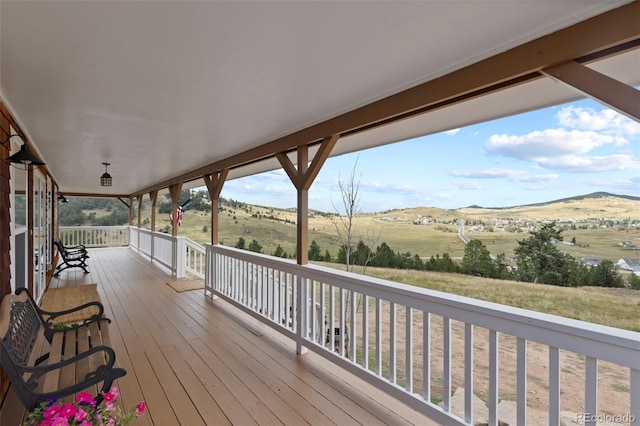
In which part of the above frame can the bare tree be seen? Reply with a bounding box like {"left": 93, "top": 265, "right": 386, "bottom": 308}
{"left": 331, "top": 157, "right": 362, "bottom": 273}
{"left": 329, "top": 157, "right": 383, "bottom": 358}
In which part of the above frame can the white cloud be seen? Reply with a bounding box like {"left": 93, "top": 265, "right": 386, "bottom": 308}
{"left": 486, "top": 129, "right": 627, "bottom": 160}
{"left": 444, "top": 128, "right": 460, "bottom": 135}
{"left": 450, "top": 168, "right": 558, "bottom": 182}
{"left": 457, "top": 181, "right": 482, "bottom": 190}
{"left": 557, "top": 106, "right": 640, "bottom": 136}
{"left": 536, "top": 154, "right": 640, "bottom": 172}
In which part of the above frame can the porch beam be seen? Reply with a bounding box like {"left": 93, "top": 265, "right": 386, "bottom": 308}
{"left": 541, "top": 61, "right": 640, "bottom": 122}
{"left": 64, "top": 193, "right": 129, "bottom": 198}
{"left": 131, "top": 2, "right": 640, "bottom": 199}
{"left": 203, "top": 169, "right": 229, "bottom": 245}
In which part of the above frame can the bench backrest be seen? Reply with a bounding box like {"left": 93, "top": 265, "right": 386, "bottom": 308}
{"left": 1, "top": 292, "right": 40, "bottom": 365}
{"left": 0, "top": 290, "right": 46, "bottom": 409}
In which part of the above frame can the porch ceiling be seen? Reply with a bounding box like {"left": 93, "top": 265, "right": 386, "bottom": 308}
{"left": 0, "top": 1, "right": 637, "bottom": 197}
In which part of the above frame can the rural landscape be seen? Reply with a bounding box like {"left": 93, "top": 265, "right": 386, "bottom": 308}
{"left": 60, "top": 190, "right": 640, "bottom": 331}
{"left": 59, "top": 190, "right": 640, "bottom": 423}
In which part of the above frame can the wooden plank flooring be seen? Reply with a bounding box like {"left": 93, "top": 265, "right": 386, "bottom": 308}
{"left": 1, "top": 247, "right": 437, "bottom": 425}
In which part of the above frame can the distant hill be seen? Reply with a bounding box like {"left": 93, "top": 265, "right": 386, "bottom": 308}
{"left": 464, "top": 192, "right": 640, "bottom": 210}
{"left": 455, "top": 192, "right": 640, "bottom": 221}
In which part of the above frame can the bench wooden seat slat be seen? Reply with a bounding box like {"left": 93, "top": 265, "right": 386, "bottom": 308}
{"left": 0, "top": 288, "right": 126, "bottom": 412}
{"left": 42, "top": 332, "right": 65, "bottom": 394}
{"left": 59, "top": 329, "right": 77, "bottom": 404}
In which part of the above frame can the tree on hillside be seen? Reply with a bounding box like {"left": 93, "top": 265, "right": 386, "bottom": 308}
{"left": 308, "top": 240, "right": 323, "bottom": 261}
{"left": 461, "top": 239, "right": 494, "bottom": 277}
{"left": 234, "top": 237, "right": 246, "bottom": 250}
{"left": 514, "top": 222, "right": 568, "bottom": 285}
{"left": 248, "top": 239, "right": 263, "bottom": 253}
{"left": 590, "top": 259, "right": 624, "bottom": 288}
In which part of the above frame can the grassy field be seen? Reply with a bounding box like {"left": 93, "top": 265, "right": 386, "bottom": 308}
{"left": 318, "top": 262, "right": 640, "bottom": 332}
{"left": 136, "top": 195, "right": 640, "bottom": 264}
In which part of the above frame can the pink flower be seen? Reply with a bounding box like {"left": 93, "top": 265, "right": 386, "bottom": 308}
{"left": 79, "top": 422, "right": 92, "bottom": 426}
{"left": 60, "top": 403, "right": 78, "bottom": 419}
{"left": 43, "top": 405, "right": 62, "bottom": 419}
{"left": 74, "top": 408, "right": 89, "bottom": 422}
{"left": 76, "top": 392, "right": 95, "bottom": 406}
{"left": 50, "top": 417, "right": 69, "bottom": 426}
{"left": 136, "top": 400, "right": 146, "bottom": 416}
{"left": 103, "top": 391, "right": 115, "bottom": 403}
{"left": 109, "top": 386, "right": 120, "bottom": 399}
{"left": 105, "top": 401, "right": 115, "bottom": 412}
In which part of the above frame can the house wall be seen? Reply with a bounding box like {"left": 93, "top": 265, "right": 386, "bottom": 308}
{"left": 0, "top": 102, "right": 12, "bottom": 402}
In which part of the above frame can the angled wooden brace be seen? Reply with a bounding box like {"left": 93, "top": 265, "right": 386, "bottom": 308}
{"left": 541, "top": 61, "right": 640, "bottom": 123}
{"left": 203, "top": 168, "right": 229, "bottom": 245}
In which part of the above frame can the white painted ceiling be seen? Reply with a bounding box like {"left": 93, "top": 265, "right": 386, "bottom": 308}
{"left": 0, "top": 1, "right": 636, "bottom": 196}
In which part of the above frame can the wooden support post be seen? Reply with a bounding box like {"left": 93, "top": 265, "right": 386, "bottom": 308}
{"left": 168, "top": 183, "right": 182, "bottom": 237}
{"left": 149, "top": 190, "right": 158, "bottom": 232}
{"left": 203, "top": 169, "right": 229, "bottom": 245}
{"left": 277, "top": 135, "right": 339, "bottom": 265}
{"left": 137, "top": 196, "right": 143, "bottom": 228}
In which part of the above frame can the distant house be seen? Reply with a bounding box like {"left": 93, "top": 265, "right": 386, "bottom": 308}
{"left": 582, "top": 257, "right": 601, "bottom": 268}
{"left": 616, "top": 258, "right": 640, "bottom": 272}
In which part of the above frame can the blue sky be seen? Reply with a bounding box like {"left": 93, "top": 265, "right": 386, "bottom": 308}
{"left": 220, "top": 97, "right": 640, "bottom": 214}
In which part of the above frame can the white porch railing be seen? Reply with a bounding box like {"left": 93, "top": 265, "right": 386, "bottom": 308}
{"left": 60, "top": 226, "right": 129, "bottom": 247}
{"left": 205, "top": 244, "right": 640, "bottom": 426}
{"left": 61, "top": 226, "right": 195, "bottom": 276}
{"left": 127, "top": 227, "right": 207, "bottom": 279}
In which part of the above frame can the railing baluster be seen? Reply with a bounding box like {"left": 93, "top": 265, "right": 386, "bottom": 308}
{"left": 517, "top": 337, "right": 527, "bottom": 426}
{"left": 390, "top": 302, "right": 397, "bottom": 383}
{"left": 464, "top": 323, "right": 473, "bottom": 424}
{"left": 350, "top": 290, "right": 356, "bottom": 362}
{"left": 376, "top": 298, "right": 382, "bottom": 375}
{"left": 320, "top": 283, "right": 326, "bottom": 346}
{"left": 330, "top": 285, "right": 336, "bottom": 352}
{"left": 423, "top": 312, "right": 431, "bottom": 403}
{"left": 443, "top": 317, "right": 451, "bottom": 411}
{"left": 585, "top": 357, "right": 598, "bottom": 426}
{"left": 340, "top": 288, "right": 345, "bottom": 356}
{"left": 549, "top": 346, "right": 560, "bottom": 426}
{"left": 489, "top": 330, "right": 498, "bottom": 426}
{"left": 406, "top": 306, "right": 413, "bottom": 393}
{"left": 363, "top": 295, "right": 369, "bottom": 369}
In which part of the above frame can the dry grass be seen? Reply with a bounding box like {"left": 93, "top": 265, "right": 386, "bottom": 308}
{"left": 346, "top": 266, "right": 640, "bottom": 332}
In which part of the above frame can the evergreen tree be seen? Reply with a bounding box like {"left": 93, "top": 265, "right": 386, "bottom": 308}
{"left": 248, "top": 239, "right": 263, "bottom": 253}
{"left": 591, "top": 259, "right": 624, "bottom": 288}
{"left": 514, "top": 222, "right": 567, "bottom": 285}
{"left": 461, "top": 239, "right": 494, "bottom": 277}
{"left": 234, "top": 237, "right": 246, "bottom": 250}
{"left": 308, "top": 240, "right": 323, "bottom": 261}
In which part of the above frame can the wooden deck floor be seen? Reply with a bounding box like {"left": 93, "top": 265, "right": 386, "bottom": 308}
{"left": 1, "top": 247, "right": 437, "bottom": 425}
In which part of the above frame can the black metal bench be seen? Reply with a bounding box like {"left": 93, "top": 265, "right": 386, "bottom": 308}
{"left": 0, "top": 288, "right": 126, "bottom": 411}
{"left": 53, "top": 240, "right": 90, "bottom": 276}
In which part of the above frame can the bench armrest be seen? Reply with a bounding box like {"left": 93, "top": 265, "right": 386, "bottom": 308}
{"left": 38, "top": 300, "right": 105, "bottom": 322}
{"left": 25, "top": 344, "right": 118, "bottom": 377}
